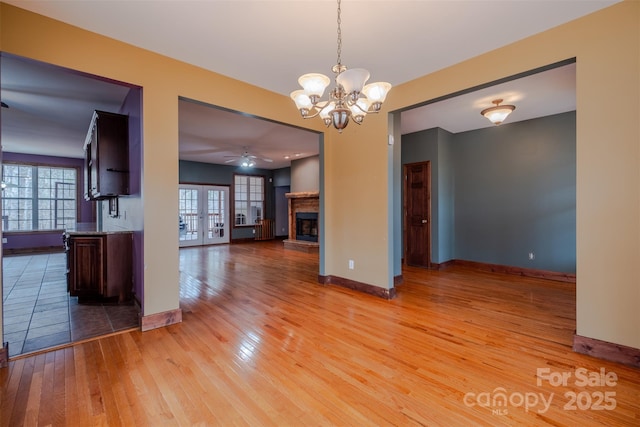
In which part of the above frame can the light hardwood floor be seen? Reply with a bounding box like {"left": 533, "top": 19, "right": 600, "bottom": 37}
{"left": 1, "top": 241, "right": 639, "bottom": 426}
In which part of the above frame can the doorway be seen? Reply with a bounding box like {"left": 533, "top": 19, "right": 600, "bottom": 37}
{"left": 179, "top": 184, "right": 230, "bottom": 247}
{"left": 404, "top": 161, "right": 431, "bottom": 268}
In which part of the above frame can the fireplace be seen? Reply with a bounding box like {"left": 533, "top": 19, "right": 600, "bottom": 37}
{"left": 296, "top": 212, "right": 318, "bottom": 242}
{"left": 284, "top": 191, "right": 319, "bottom": 252}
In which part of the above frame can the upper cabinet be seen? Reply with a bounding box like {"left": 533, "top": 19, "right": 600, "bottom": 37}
{"left": 84, "top": 110, "right": 129, "bottom": 200}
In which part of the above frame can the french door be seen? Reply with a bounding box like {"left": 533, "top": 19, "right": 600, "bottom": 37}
{"left": 179, "top": 184, "right": 229, "bottom": 247}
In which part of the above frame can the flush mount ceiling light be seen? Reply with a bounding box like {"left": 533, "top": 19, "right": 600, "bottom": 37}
{"left": 481, "top": 99, "right": 516, "bottom": 125}
{"left": 290, "top": 0, "right": 392, "bottom": 133}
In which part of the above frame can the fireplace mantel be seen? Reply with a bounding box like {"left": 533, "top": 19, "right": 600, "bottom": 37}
{"left": 285, "top": 191, "right": 319, "bottom": 200}
{"left": 284, "top": 191, "right": 319, "bottom": 253}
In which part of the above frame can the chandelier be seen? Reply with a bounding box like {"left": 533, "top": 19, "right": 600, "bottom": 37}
{"left": 481, "top": 99, "right": 516, "bottom": 125}
{"left": 290, "top": 0, "right": 392, "bottom": 133}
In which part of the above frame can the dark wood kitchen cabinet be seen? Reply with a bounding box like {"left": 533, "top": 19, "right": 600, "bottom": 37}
{"left": 84, "top": 110, "right": 129, "bottom": 200}
{"left": 65, "top": 232, "right": 133, "bottom": 303}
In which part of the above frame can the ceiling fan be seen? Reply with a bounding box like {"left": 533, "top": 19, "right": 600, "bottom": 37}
{"left": 224, "top": 149, "right": 273, "bottom": 167}
{"left": 1, "top": 181, "right": 18, "bottom": 191}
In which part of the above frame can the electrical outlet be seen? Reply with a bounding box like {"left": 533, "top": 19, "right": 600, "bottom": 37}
{"left": 348, "top": 259, "right": 355, "bottom": 270}
{"left": 2, "top": 238, "right": 6, "bottom": 244}
{"left": 528, "top": 252, "right": 535, "bottom": 260}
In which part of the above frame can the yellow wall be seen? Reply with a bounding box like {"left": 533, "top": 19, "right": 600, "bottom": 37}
{"left": 384, "top": 0, "right": 639, "bottom": 349}
{"left": 0, "top": 2, "right": 325, "bottom": 319}
{"left": 1, "top": 1, "right": 638, "bottom": 350}
{"left": 323, "top": 115, "right": 392, "bottom": 287}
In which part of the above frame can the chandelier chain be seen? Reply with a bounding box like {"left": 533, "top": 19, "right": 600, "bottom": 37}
{"left": 336, "top": 0, "right": 342, "bottom": 67}
{"left": 290, "top": 0, "right": 391, "bottom": 132}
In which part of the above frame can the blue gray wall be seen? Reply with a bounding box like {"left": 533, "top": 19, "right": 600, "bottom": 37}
{"left": 273, "top": 167, "right": 291, "bottom": 187}
{"left": 401, "top": 111, "right": 576, "bottom": 273}
{"left": 273, "top": 167, "right": 291, "bottom": 237}
{"left": 275, "top": 186, "right": 289, "bottom": 237}
{"left": 436, "top": 128, "right": 455, "bottom": 263}
{"left": 402, "top": 128, "right": 440, "bottom": 259}
{"left": 179, "top": 160, "right": 286, "bottom": 240}
{"left": 402, "top": 128, "right": 456, "bottom": 265}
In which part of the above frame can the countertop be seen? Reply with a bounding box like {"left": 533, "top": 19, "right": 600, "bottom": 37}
{"left": 65, "top": 223, "right": 133, "bottom": 235}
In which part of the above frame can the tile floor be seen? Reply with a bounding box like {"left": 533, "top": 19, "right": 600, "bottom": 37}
{"left": 2, "top": 253, "right": 139, "bottom": 358}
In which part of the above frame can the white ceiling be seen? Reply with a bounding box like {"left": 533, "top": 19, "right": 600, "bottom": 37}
{"left": 401, "top": 62, "right": 577, "bottom": 135}
{"left": 0, "top": 0, "right": 618, "bottom": 168}
{"left": 0, "top": 55, "right": 131, "bottom": 159}
{"left": 178, "top": 99, "right": 321, "bottom": 169}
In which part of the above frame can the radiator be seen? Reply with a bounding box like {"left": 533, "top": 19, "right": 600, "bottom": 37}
{"left": 255, "top": 219, "right": 275, "bottom": 240}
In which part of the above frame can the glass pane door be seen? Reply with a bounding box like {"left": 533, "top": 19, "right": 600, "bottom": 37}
{"left": 179, "top": 184, "right": 229, "bottom": 247}
{"left": 204, "top": 188, "right": 228, "bottom": 245}
{"left": 179, "top": 185, "right": 201, "bottom": 247}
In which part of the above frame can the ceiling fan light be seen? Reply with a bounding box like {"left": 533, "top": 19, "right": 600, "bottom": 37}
{"left": 481, "top": 99, "right": 516, "bottom": 125}
{"left": 298, "top": 73, "right": 331, "bottom": 98}
{"left": 336, "top": 68, "right": 370, "bottom": 96}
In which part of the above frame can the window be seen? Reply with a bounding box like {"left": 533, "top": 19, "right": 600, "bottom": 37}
{"left": 2, "top": 163, "right": 78, "bottom": 231}
{"left": 234, "top": 174, "right": 264, "bottom": 226}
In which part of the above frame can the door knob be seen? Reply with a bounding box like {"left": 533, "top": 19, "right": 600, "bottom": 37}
{"left": 422, "top": 219, "right": 428, "bottom": 224}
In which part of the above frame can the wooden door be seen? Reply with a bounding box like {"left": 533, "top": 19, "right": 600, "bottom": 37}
{"left": 404, "top": 162, "right": 431, "bottom": 268}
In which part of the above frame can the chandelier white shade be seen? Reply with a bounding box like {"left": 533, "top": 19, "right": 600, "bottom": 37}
{"left": 336, "top": 68, "right": 370, "bottom": 95}
{"left": 298, "top": 74, "right": 331, "bottom": 99}
{"left": 481, "top": 99, "right": 516, "bottom": 125}
{"left": 290, "top": 0, "right": 391, "bottom": 132}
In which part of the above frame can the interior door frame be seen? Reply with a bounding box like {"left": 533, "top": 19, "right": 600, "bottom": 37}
{"left": 403, "top": 161, "right": 432, "bottom": 268}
